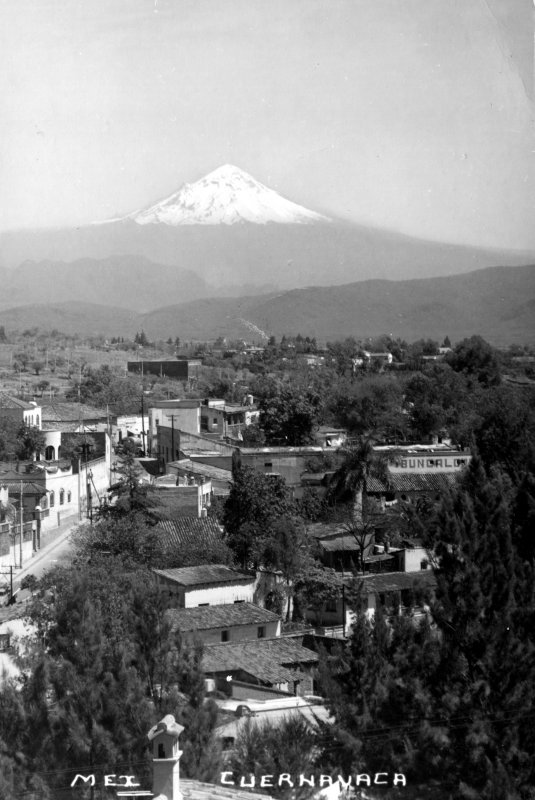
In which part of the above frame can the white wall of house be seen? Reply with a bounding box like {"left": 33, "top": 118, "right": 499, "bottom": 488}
{"left": 401, "top": 547, "right": 431, "bottom": 572}
{"left": 23, "top": 403, "right": 42, "bottom": 430}
{"left": 0, "top": 521, "right": 36, "bottom": 569}
{"left": 39, "top": 444, "right": 111, "bottom": 531}
{"left": 149, "top": 404, "right": 200, "bottom": 449}
{"left": 42, "top": 430, "right": 62, "bottom": 461}
{"left": 184, "top": 582, "right": 255, "bottom": 608}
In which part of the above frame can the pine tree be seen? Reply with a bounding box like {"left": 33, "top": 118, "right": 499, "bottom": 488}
{"left": 321, "top": 458, "right": 535, "bottom": 798}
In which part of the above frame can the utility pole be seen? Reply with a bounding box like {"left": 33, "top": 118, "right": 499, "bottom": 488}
{"left": 141, "top": 393, "right": 146, "bottom": 456}
{"left": 19, "top": 481, "right": 23, "bottom": 568}
{"left": 169, "top": 414, "right": 177, "bottom": 462}
{"left": 342, "top": 583, "right": 346, "bottom": 638}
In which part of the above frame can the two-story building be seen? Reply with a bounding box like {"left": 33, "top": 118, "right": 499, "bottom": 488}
{"left": 149, "top": 400, "right": 202, "bottom": 458}
{"left": 200, "top": 398, "right": 259, "bottom": 440}
{"left": 306, "top": 569, "right": 437, "bottom": 636}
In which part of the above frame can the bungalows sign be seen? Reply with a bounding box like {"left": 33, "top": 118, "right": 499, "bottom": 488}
{"left": 389, "top": 455, "right": 469, "bottom": 472}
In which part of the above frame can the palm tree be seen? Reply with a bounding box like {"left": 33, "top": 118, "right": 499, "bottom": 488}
{"left": 329, "top": 438, "right": 389, "bottom": 524}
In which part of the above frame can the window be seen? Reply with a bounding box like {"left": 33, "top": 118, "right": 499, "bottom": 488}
{"left": 59, "top": 489, "right": 65, "bottom": 505}
{"left": 420, "top": 559, "right": 429, "bottom": 570}
{"left": 67, "top": 490, "right": 72, "bottom": 503}
{"left": 221, "top": 630, "right": 229, "bottom": 642}
{"left": 326, "top": 598, "right": 337, "bottom": 613}
{"left": 198, "top": 603, "right": 209, "bottom": 607}
{"left": 36, "top": 415, "right": 40, "bottom": 427}
{"left": 49, "top": 491, "right": 55, "bottom": 508}
{"left": 233, "top": 599, "right": 244, "bottom": 604}
{"left": 257, "top": 626, "right": 265, "bottom": 639}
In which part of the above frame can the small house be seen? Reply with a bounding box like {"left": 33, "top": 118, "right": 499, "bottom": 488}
{"left": 152, "top": 564, "right": 255, "bottom": 608}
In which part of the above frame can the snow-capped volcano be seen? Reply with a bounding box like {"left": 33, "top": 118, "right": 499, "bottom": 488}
{"left": 124, "top": 164, "right": 329, "bottom": 226}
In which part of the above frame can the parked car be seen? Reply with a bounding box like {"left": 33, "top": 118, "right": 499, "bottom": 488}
{"left": 217, "top": 695, "right": 323, "bottom": 715}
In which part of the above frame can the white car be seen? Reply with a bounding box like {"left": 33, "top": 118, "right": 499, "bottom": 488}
{"left": 217, "top": 695, "right": 323, "bottom": 715}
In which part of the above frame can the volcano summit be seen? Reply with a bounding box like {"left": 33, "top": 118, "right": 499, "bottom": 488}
{"left": 119, "top": 164, "right": 330, "bottom": 226}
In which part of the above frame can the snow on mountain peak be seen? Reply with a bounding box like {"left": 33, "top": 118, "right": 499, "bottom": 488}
{"left": 124, "top": 165, "right": 330, "bottom": 226}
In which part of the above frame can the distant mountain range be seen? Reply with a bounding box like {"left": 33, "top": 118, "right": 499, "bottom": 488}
{"left": 1, "top": 166, "right": 533, "bottom": 344}
{"left": 1, "top": 264, "right": 534, "bottom": 345}
{"left": 1, "top": 165, "right": 533, "bottom": 292}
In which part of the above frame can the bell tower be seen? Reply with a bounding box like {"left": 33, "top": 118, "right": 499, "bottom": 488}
{"left": 147, "top": 715, "right": 185, "bottom": 800}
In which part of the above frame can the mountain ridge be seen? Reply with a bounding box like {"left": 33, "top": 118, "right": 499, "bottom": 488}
{"left": 1, "top": 219, "right": 533, "bottom": 291}
{"left": 0, "top": 255, "right": 209, "bottom": 312}
{"left": 1, "top": 264, "right": 533, "bottom": 345}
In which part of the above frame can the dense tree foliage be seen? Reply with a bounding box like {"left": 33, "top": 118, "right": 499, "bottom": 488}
{"left": 65, "top": 364, "right": 156, "bottom": 413}
{"left": 222, "top": 456, "right": 296, "bottom": 568}
{"left": 98, "top": 453, "right": 157, "bottom": 521}
{"left": 229, "top": 716, "right": 319, "bottom": 799}
{"left": 3, "top": 558, "right": 222, "bottom": 796}
{"left": 320, "top": 457, "right": 535, "bottom": 798}
{"left": 251, "top": 377, "right": 323, "bottom": 445}
{"left": 447, "top": 335, "right": 501, "bottom": 386}
{"left": 0, "top": 418, "right": 45, "bottom": 460}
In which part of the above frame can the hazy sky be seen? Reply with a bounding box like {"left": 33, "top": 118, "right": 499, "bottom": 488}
{"left": 1, "top": 0, "right": 534, "bottom": 250}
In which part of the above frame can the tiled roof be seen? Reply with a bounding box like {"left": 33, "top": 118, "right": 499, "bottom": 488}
{"left": 318, "top": 535, "right": 360, "bottom": 553}
{"left": 306, "top": 521, "right": 347, "bottom": 539}
{"left": 348, "top": 570, "right": 437, "bottom": 593}
{"left": 181, "top": 779, "right": 274, "bottom": 799}
{"left": 156, "top": 517, "right": 226, "bottom": 549}
{"left": 167, "top": 603, "right": 280, "bottom": 632}
{"left": 0, "top": 393, "right": 34, "bottom": 410}
{"left": 40, "top": 402, "right": 108, "bottom": 422}
{"left": 153, "top": 564, "right": 253, "bottom": 587}
{"left": 0, "top": 480, "right": 46, "bottom": 496}
{"left": 203, "top": 636, "right": 318, "bottom": 686}
{"left": 367, "top": 472, "right": 457, "bottom": 493}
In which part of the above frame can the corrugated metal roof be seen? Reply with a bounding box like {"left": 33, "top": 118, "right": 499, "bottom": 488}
{"left": 167, "top": 603, "right": 280, "bottom": 632}
{"left": 153, "top": 564, "right": 253, "bottom": 587}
